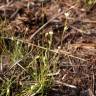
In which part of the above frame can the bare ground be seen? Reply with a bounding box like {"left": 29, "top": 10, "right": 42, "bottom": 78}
{"left": 0, "top": 0, "right": 96, "bottom": 96}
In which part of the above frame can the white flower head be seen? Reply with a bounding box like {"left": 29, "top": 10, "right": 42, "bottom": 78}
{"left": 64, "top": 12, "right": 70, "bottom": 17}
{"left": 58, "top": 46, "right": 61, "bottom": 49}
{"left": 45, "top": 32, "right": 49, "bottom": 37}
{"left": 49, "top": 31, "right": 53, "bottom": 35}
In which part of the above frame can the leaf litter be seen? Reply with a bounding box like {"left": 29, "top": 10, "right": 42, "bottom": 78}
{"left": 0, "top": 0, "right": 96, "bottom": 96}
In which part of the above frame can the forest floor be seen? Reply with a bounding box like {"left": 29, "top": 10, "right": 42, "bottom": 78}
{"left": 0, "top": 0, "right": 96, "bottom": 96}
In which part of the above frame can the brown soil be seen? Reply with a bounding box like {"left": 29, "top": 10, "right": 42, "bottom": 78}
{"left": 0, "top": 0, "right": 96, "bottom": 96}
